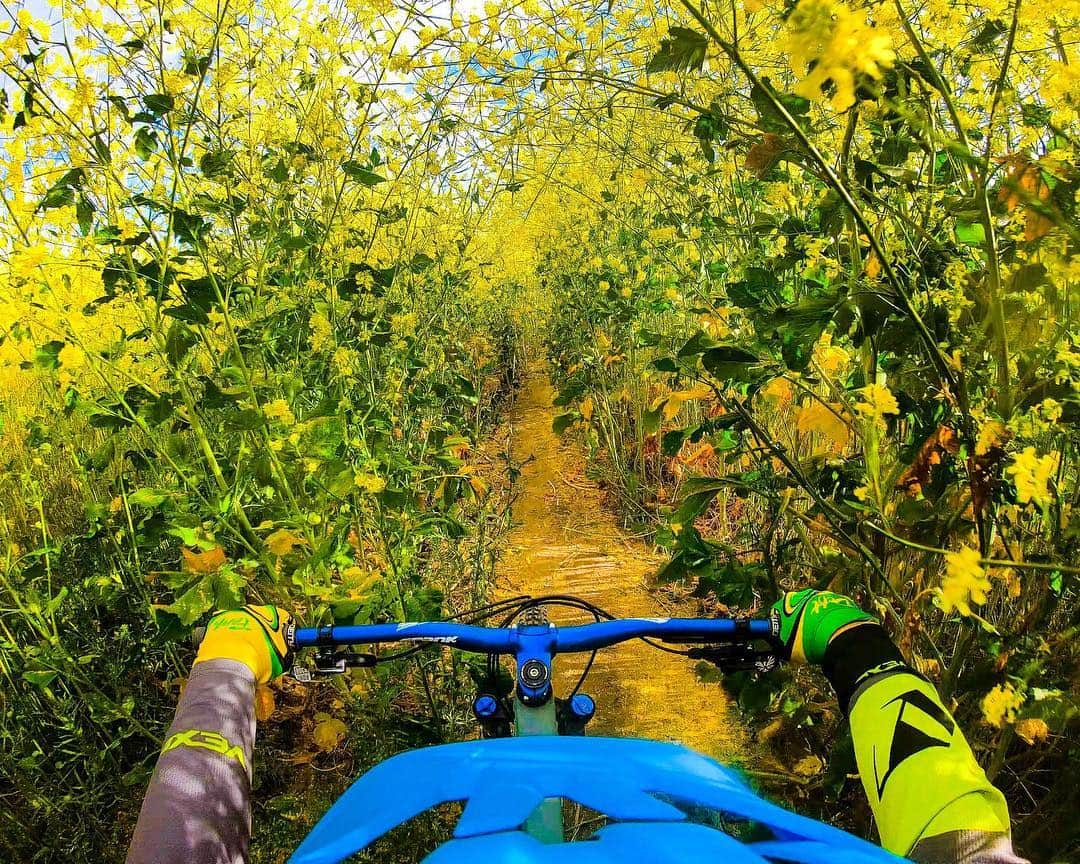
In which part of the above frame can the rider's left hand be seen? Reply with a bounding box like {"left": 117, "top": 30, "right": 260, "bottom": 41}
{"left": 194, "top": 605, "right": 292, "bottom": 685}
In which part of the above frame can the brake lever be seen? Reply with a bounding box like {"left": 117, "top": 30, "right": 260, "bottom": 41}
{"left": 687, "top": 642, "right": 781, "bottom": 674}
{"left": 290, "top": 649, "right": 377, "bottom": 681}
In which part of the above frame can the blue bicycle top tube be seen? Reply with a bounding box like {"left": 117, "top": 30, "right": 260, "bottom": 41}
{"left": 291, "top": 617, "right": 774, "bottom": 653}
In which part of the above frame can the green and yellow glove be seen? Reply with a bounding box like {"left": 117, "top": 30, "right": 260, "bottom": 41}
{"left": 771, "top": 588, "right": 878, "bottom": 665}
{"left": 194, "top": 605, "right": 292, "bottom": 685}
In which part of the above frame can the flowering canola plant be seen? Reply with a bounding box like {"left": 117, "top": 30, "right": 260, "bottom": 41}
{"left": 0, "top": 0, "right": 1077, "bottom": 858}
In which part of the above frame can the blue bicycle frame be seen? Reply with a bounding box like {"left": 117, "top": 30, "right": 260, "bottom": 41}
{"left": 286, "top": 611, "right": 901, "bottom": 864}
{"left": 287, "top": 615, "right": 778, "bottom": 843}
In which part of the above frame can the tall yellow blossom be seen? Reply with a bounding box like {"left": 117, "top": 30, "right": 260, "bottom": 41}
{"left": 855, "top": 383, "right": 899, "bottom": 423}
{"left": 1007, "top": 447, "right": 1056, "bottom": 508}
{"left": 9, "top": 245, "right": 47, "bottom": 281}
{"left": 795, "top": 400, "right": 850, "bottom": 452}
{"left": 981, "top": 683, "right": 1024, "bottom": 728}
{"left": 938, "top": 545, "right": 991, "bottom": 616}
{"left": 784, "top": 0, "right": 895, "bottom": 112}
{"left": 263, "top": 399, "right": 296, "bottom": 426}
{"left": 813, "top": 333, "right": 849, "bottom": 377}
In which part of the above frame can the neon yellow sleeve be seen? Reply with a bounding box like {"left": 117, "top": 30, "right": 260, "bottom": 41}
{"left": 848, "top": 672, "right": 1012, "bottom": 857}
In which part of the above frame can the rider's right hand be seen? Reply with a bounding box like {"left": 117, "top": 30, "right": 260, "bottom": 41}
{"left": 770, "top": 589, "right": 878, "bottom": 665}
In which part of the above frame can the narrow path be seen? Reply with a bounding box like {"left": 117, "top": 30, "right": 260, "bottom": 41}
{"left": 495, "top": 372, "right": 749, "bottom": 762}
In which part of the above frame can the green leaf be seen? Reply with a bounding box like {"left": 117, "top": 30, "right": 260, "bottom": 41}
{"left": 143, "top": 93, "right": 174, "bottom": 115}
{"left": 108, "top": 95, "right": 131, "bottom": 123}
{"left": 200, "top": 148, "right": 235, "bottom": 178}
{"left": 211, "top": 566, "right": 246, "bottom": 610}
{"left": 762, "top": 296, "right": 838, "bottom": 371}
{"left": 751, "top": 78, "right": 811, "bottom": 133}
{"left": 22, "top": 669, "right": 58, "bottom": 687}
{"left": 727, "top": 267, "right": 780, "bottom": 309}
{"left": 677, "top": 330, "right": 719, "bottom": 357}
{"left": 182, "top": 52, "right": 212, "bottom": 76}
{"left": 642, "top": 403, "right": 664, "bottom": 435}
{"left": 171, "top": 209, "right": 208, "bottom": 246}
{"left": 37, "top": 167, "right": 85, "bottom": 211}
{"left": 165, "top": 320, "right": 198, "bottom": 367}
{"left": 163, "top": 303, "right": 209, "bottom": 325}
{"left": 225, "top": 408, "right": 266, "bottom": 431}
{"left": 128, "top": 487, "right": 169, "bottom": 507}
{"left": 332, "top": 599, "right": 365, "bottom": 622}
{"left": 662, "top": 428, "right": 688, "bottom": 457}
{"left": 656, "top": 551, "right": 694, "bottom": 584}
{"left": 647, "top": 27, "right": 708, "bottom": 74}
{"left": 166, "top": 577, "right": 215, "bottom": 626}
{"left": 675, "top": 476, "right": 728, "bottom": 524}
{"left": 694, "top": 559, "right": 763, "bottom": 606}
{"left": 1020, "top": 102, "right": 1051, "bottom": 128}
{"left": 32, "top": 340, "right": 65, "bottom": 370}
{"left": 552, "top": 412, "right": 576, "bottom": 435}
{"left": 342, "top": 161, "right": 386, "bottom": 186}
{"left": 76, "top": 194, "right": 94, "bottom": 235}
{"left": 266, "top": 157, "right": 289, "bottom": 183}
{"left": 409, "top": 252, "right": 435, "bottom": 272}
{"left": 134, "top": 126, "right": 158, "bottom": 160}
{"left": 178, "top": 275, "right": 224, "bottom": 318}
{"left": 702, "top": 346, "right": 760, "bottom": 382}
{"left": 955, "top": 220, "right": 986, "bottom": 246}
{"left": 280, "top": 234, "right": 311, "bottom": 250}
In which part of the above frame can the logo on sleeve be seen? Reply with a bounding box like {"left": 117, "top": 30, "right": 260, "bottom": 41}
{"left": 162, "top": 729, "right": 248, "bottom": 770}
{"left": 873, "top": 689, "right": 955, "bottom": 798}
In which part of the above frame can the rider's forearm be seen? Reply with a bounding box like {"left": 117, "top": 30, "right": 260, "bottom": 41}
{"left": 823, "top": 625, "right": 1027, "bottom": 864}
{"left": 126, "top": 659, "right": 256, "bottom": 864}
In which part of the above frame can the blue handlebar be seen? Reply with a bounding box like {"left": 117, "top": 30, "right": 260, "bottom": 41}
{"left": 291, "top": 617, "right": 774, "bottom": 654}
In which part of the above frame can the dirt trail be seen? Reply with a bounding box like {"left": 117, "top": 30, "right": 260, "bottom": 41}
{"left": 495, "top": 372, "right": 749, "bottom": 762}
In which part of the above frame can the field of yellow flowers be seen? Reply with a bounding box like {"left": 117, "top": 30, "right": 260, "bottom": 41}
{"left": 1, "top": 0, "right": 1077, "bottom": 860}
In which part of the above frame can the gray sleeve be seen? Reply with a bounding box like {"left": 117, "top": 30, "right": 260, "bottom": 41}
{"left": 909, "top": 830, "right": 1029, "bottom": 864}
{"left": 126, "top": 659, "right": 256, "bottom": 864}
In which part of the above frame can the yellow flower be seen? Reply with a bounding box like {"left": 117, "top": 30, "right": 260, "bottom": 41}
{"left": 354, "top": 472, "right": 386, "bottom": 494}
{"left": 390, "top": 311, "right": 418, "bottom": 336}
{"left": 9, "top": 244, "right": 47, "bottom": 280}
{"left": 1014, "top": 717, "right": 1050, "bottom": 745}
{"left": 309, "top": 313, "right": 334, "bottom": 352}
{"left": 813, "top": 334, "right": 849, "bottom": 377}
{"left": 938, "top": 545, "right": 991, "bottom": 616}
{"left": 795, "top": 400, "right": 850, "bottom": 451}
{"left": 332, "top": 346, "right": 360, "bottom": 379}
{"left": 981, "top": 683, "right": 1023, "bottom": 728}
{"left": 855, "top": 383, "right": 899, "bottom": 422}
{"left": 784, "top": 0, "right": 895, "bottom": 112}
{"left": 262, "top": 399, "right": 295, "bottom": 426}
{"left": 1007, "top": 447, "right": 1056, "bottom": 508}
{"left": 1038, "top": 398, "right": 1063, "bottom": 423}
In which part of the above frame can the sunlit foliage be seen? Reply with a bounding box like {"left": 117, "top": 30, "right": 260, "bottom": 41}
{"left": 0, "top": 0, "right": 1076, "bottom": 858}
